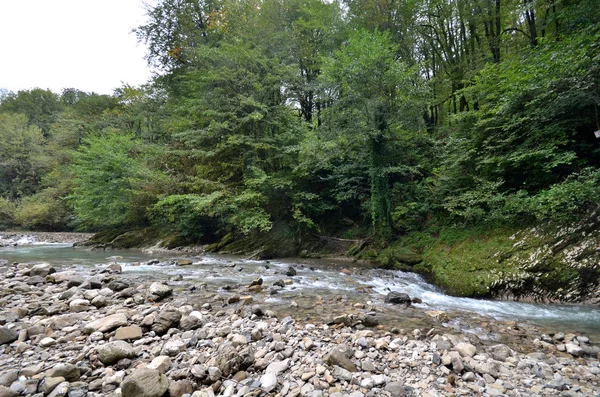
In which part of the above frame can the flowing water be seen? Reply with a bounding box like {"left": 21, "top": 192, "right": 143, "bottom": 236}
{"left": 1, "top": 242, "right": 599, "bottom": 339}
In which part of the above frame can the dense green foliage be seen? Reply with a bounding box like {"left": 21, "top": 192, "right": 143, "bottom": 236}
{"left": 1, "top": 0, "right": 598, "bottom": 254}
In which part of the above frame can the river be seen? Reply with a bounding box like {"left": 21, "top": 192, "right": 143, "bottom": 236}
{"left": 1, "top": 241, "right": 599, "bottom": 340}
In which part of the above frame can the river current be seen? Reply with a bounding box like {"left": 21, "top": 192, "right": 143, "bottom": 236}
{"left": 1, "top": 242, "right": 599, "bottom": 339}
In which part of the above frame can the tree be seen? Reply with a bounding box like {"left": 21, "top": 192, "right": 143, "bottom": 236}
{"left": 69, "top": 133, "right": 169, "bottom": 230}
{"left": 318, "top": 29, "right": 428, "bottom": 241}
{"left": 0, "top": 113, "right": 46, "bottom": 199}
{"left": 0, "top": 89, "right": 63, "bottom": 136}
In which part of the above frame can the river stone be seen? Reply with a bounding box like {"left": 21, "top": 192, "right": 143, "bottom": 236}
{"left": 215, "top": 344, "right": 254, "bottom": 377}
{"left": 46, "top": 271, "right": 77, "bottom": 284}
{"left": 0, "top": 328, "right": 18, "bottom": 345}
{"left": 83, "top": 313, "right": 128, "bottom": 334}
{"left": 286, "top": 267, "right": 297, "bottom": 277}
{"left": 114, "top": 325, "right": 143, "bottom": 341}
{"left": 107, "top": 279, "right": 129, "bottom": 292}
{"left": 65, "top": 381, "right": 87, "bottom": 397}
{"left": 47, "top": 381, "right": 69, "bottom": 397}
{"left": 180, "top": 312, "right": 203, "bottom": 331}
{"left": 69, "top": 299, "right": 91, "bottom": 312}
{"left": 41, "top": 377, "right": 65, "bottom": 395}
{"left": 488, "top": 344, "right": 514, "bottom": 362}
{"left": 0, "top": 370, "right": 19, "bottom": 387}
{"left": 106, "top": 263, "right": 122, "bottom": 273}
{"left": 66, "top": 277, "right": 85, "bottom": 288}
{"left": 91, "top": 295, "right": 109, "bottom": 308}
{"left": 260, "top": 373, "right": 278, "bottom": 392}
{"left": 565, "top": 343, "right": 583, "bottom": 356}
{"left": 96, "top": 341, "right": 136, "bottom": 365}
{"left": 168, "top": 380, "right": 193, "bottom": 397}
{"left": 39, "top": 337, "right": 57, "bottom": 348}
{"left": 384, "top": 292, "right": 411, "bottom": 305}
{"left": 149, "top": 282, "right": 173, "bottom": 300}
{"left": 46, "top": 363, "right": 80, "bottom": 381}
{"left": 26, "top": 276, "right": 46, "bottom": 285}
{"left": 147, "top": 356, "right": 172, "bottom": 374}
{"left": 455, "top": 342, "right": 477, "bottom": 357}
{"left": 265, "top": 359, "right": 289, "bottom": 375}
{"left": 0, "top": 385, "right": 18, "bottom": 397}
{"left": 333, "top": 365, "right": 353, "bottom": 381}
{"left": 151, "top": 307, "right": 181, "bottom": 336}
{"left": 324, "top": 345, "right": 358, "bottom": 372}
{"left": 121, "top": 369, "right": 169, "bottom": 397}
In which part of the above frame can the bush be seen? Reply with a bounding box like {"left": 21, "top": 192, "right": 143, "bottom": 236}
{"left": 527, "top": 168, "right": 600, "bottom": 222}
{"left": 0, "top": 197, "right": 16, "bottom": 228}
{"left": 13, "top": 194, "right": 70, "bottom": 230}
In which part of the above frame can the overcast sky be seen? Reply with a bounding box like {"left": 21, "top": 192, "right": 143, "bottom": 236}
{"left": 0, "top": 0, "right": 154, "bottom": 95}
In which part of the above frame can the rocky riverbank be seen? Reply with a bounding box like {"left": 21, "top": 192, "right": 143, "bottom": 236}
{"left": 0, "top": 233, "right": 93, "bottom": 247}
{"left": 1, "top": 259, "right": 600, "bottom": 397}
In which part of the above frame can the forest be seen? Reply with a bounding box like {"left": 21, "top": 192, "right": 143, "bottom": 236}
{"left": 1, "top": 0, "right": 599, "bottom": 297}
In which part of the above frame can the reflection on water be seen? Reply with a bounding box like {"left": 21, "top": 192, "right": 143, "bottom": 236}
{"left": 1, "top": 243, "right": 599, "bottom": 338}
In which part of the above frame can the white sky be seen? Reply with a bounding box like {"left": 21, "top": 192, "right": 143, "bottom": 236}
{"left": 0, "top": 0, "right": 154, "bottom": 95}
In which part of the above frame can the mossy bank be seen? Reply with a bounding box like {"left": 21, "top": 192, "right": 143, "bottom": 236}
{"left": 372, "top": 213, "right": 600, "bottom": 303}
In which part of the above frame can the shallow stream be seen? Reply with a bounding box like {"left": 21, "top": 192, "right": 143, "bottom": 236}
{"left": 1, "top": 242, "right": 599, "bottom": 340}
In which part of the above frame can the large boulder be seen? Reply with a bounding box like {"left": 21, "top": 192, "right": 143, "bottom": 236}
{"left": 121, "top": 369, "right": 169, "bottom": 397}
{"left": 384, "top": 292, "right": 411, "bottom": 305}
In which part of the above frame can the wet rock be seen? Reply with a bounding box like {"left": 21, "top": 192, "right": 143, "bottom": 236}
{"left": 249, "top": 278, "right": 263, "bottom": 287}
{"left": 121, "top": 369, "right": 169, "bottom": 397}
{"left": 176, "top": 259, "right": 193, "bottom": 266}
{"left": 384, "top": 292, "right": 411, "bottom": 305}
{"left": 106, "top": 263, "right": 122, "bottom": 273}
{"left": 286, "top": 267, "right": 297, "bottom": 277}
{"left": 96, "top": 340, "right": 136, "bottom": 365}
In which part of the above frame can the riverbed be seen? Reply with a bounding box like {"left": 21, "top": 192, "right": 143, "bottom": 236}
{"left": 1, "top": 235, "right": 599, "bottom": 341}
